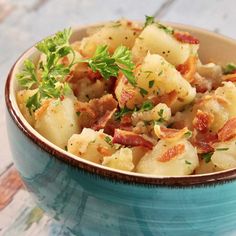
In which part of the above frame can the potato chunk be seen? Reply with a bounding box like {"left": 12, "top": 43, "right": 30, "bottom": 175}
{"left": 35, "top": 96, "right": 80, "bottom": 149}
{"left": 16, "top": 89, "right": 38, "bottom": 126}
{"left": 136, "top": 139, "right": 198, "bottom": 176}
{"left": 68, "top": 128, "right": 116, "bottom": 164}
{"left": 132, "top": 24, "right": 199, "bottom": 65}
{"left": 102, "top": 148, "right": 134, "bottom": 171}
{"left": 79, "top": 20, "right": 140, "bottom": 57}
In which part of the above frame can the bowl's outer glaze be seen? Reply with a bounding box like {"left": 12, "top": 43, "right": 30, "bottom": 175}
{"left": 5, "top": 23, "right": 236, "bottom": 235}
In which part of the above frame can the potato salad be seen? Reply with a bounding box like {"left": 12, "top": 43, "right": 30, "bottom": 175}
{"left": 16, "top": 16, "right": 236, "bottom": 176}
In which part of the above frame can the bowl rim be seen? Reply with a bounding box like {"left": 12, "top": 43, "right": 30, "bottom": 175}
{"left": 5, "top": 22, "right": 236, "bottom": 187}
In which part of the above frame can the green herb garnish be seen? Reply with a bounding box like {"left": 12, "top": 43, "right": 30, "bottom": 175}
{"left": 84, "top": 45, "right": 136, "bottom": 85}
{"left": 76, "top": 111, "right": 81, "bottom": 117}
{"left": 149, "top": 80, "right": 155, "bottom": 88}
{"left": 184, "top": 131, "right": 192, "bottom": 139}
{"left": 157, "top": 109, "right": 165, "bottom": 123}
{"left": 185, "top": 160, "right": 191, "bottom": 165}
{"left": 104, "top": 136, "right": 113, "bottom": 146}
{"left": 201, "top": 152, "right": 213, "bottom": 163}
{"left": 17, "top": 28, "right": 136, "bottom": 114}
{"left": 223, "top": 63, "right": 236, "bottom": 74}
{"left": 157, "top": 23, "right": 174, "bottom": 34}
{"left": 17, "top": 28, "right": 74, "bottom": 114}
{"left": 139, "top": 87, "right": 148, "bottom": 97}
{"left": 141, "top": 101, "right": 154, "bottom": 111}
{"left": 144, "top": 15, "right": 155, "bottom": 28}
{"left": 114, "top": 106, "right": 133, "bottom": 120}
{"left": 215, "top": 147, "right": 229, "bottom": 151}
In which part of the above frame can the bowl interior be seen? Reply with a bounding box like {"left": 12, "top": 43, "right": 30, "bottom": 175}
{"left": 6, "top": 22, "right": 236, "bottom": 185}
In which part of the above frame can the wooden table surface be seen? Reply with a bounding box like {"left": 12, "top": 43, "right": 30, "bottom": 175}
{"left": 1, "top": 0, "right": 236, "bottom": 235}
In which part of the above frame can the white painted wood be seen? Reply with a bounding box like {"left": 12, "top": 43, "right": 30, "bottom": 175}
{"left": 160, "top": 0, "right": 236, "bottom": 39}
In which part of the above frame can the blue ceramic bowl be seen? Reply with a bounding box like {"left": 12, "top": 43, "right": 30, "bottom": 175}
{"left": 5, "top": 23, "right": 236, "bottom": 236}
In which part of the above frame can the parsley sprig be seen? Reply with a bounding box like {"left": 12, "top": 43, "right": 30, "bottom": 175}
{"left": 17, "top": 28, "right": 136, "bottom": 114}
{"left": 17, "top": 28, "right": 74, "bottom": 113}
{"left": 83, "top": 45, "right": 136, "bottom": 85}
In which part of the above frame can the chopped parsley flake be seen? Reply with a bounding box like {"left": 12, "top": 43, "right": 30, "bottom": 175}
{"left": 185, "top": 160, "right": 191, "bottom": 165}
{"left": 215, "top": 147, "right": 229, "bottom": 151}
{"left": 223, "top": 63, "right": 236, "bottom": 75}
{"left": 114, "top": 106, "right": 133, "bottom": 120}
{"left": 104, "top": 136, "right": 113, "bottom": 146}
{"left": 149, "top": 80, "right": 155, "bottom": 88}
{"left": 76, "top": 111, "right": 81, "bottom": 117}
{"left": 139, "top": 87, "right": 148, "bottom": 97}
{"left": 157, "top": 23, "right": 174, "bottom": 34}
{"left": 184, "top": 131, "right": 192, "bottom": 139}
{"left": 201, "top": 152, "right": 213, "bottom": 163}
{"left": 144, "top": 15, "right": 155, "bottom": 28}
{"left": 158, "top": 70, "right": 163, "bottom": 76}
{"left": 141, "top": 101, "right": 154, "bottom": 111}
{"left": 156, "top": 109, "right": 166, "bottom": 123}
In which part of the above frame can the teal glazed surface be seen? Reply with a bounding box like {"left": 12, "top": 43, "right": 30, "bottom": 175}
{"left": 5, "top": 23, "right": 236, "bottom": 236}
{"left": 6, "top": 113, "right": 236, "bottom": 236}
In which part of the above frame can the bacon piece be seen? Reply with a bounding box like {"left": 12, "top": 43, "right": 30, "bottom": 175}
{"left": 120, "top": 89, "right": 134, "bottom": 106}
{"left": 76, "top": 94, "right": 117, "bottom": 128}
{"left": 158, "top": 144, "right": 185, "bottom": 162}
{"left": 218, "top": 117, "right": 236, "bottom": 142}
{"left": 151, "top": 90, "right": 178, "bottom": 107}
{"left": 176, "top": 56, "right": 197, "bottom": 82}
{"left": 154, "top": 125, "right": 189, "bottom": 141}
{"left": 222, "top": 73, "right": 236, "bottom": 82}
{"left": 193, "top": 110, "right": 214, "bottom": 133}
{"left": 113, "top": 129, "right": 153, "bottom": 149}
{"left": 193, "top": 132, "right": 218, "bottom": 153}
{"left": 192, "top": 73, "right": 212, "bottom": 93}
{"left": 92, "top": 108, "right": 116, "bottom": 131}
{"left": 174, "top": 32, "right": 199, "bottom": 44}
{"left": 120, "top": 114, "right": 132, "bottom": 126}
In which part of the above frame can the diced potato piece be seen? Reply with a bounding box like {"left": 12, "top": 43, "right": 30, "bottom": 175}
{"left": 16, "top": 89, "right": 38, "bottom": 126}
{"left": 79, "top": 20, "right": 140, "bottom": 57}
{"left": 102, "top": 148, "right": 134, "bottom": 171}
{"left": 68, "top": 128, "right": 116, "bottom": 164}
{"left": 215, "top": 82, "right": 236, "bottom": 118}
{"left": 211, "top": 140, "right": 236, "bottom": 170}
{"left": 195, "top": 159, "right": 222, "bottom": 174}
{"left": 132, "top": 103, "right": 171, "bottom": 124}
{"left": 132, "top": 24, "right": 199, "bottom": 65}
{"left": 35, "top": 96, "right": 80, "bottom": 149}
{"left": 136, "top": 139, "right": 199, "bottom": 176}
{"left": 135, "top": 54, "right": 196, "bottom": 112}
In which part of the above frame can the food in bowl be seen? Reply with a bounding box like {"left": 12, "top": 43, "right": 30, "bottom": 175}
{"left": 16, "top": 16, "right": 236, "bottom": 176}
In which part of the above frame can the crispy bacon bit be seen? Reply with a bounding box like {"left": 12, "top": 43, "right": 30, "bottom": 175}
{"left": 87, "top": 68, "right": 102, "bottom": 81}
{"left": 92, "top": 108, "right": 116, "bottom": 131}
{"left": 35, "top": 99, "right": 52, "bottom": 120}
{"left": 120, "top": 89, "right": 134, "bottom": 106}
{"left": 97, "top": 146, "right": 112, "bottom": 156}
{"left": 218, "top": 117, "right": 236, "bottom": 142}
{"left": 176, "top": 56, "right": 197, "bottom": 82}
{"left": 193, "top": 110, "right": 214, "bottom": 133}
{"left": 174, "top": 32, "right": 199, "bottom": 44}
{"left": 113, "top": 129, "right": 153, "bottom": 149}
{"left": 120, "top": 114, "right": 132, "bottom": 126}
{"left": 154, "top": 125, "right": 189, "bottom": 141}
{"left": 222, "top": 73, "right": 236, "bottom": 82}
{"left": 193, "top": 132, "right": 218, "bottom": 153}
{"left": 158, "top": 144, "right": 185, "bottom": 162}
{"left": 76, "top": 94, "right": 117, "bottom": 128}
{"left": 151, "top": 90, "right": 178, "bottom": 107}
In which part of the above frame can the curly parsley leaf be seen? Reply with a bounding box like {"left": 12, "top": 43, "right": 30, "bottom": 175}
{"left": 201, "top": 152, "right": 213, "bottom": 163}
{"left": 223, "top": 63, "right": 236, "bottom": 75}
{"left": 17, "top": 28, "right": 73, "bottom": 114}
{"left": 144, "top": 15, "right": 155, "bottom": 27}
{"left": 85, "top": 45, "right": 136, "bottom": 85}
{"left": 17, "top": 59, "right": 38, "bottom": 89}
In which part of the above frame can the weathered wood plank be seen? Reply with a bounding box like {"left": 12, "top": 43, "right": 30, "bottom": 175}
{"left": 160, "top": 0, "right": 236, "bottom": 39}
{"left": 0, "top": 166, "right": 22, "bottom": 210}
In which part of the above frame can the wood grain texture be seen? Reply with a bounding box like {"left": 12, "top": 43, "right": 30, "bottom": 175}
{"left": 1, "top": 0, "right": 236, "bottom": 235}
